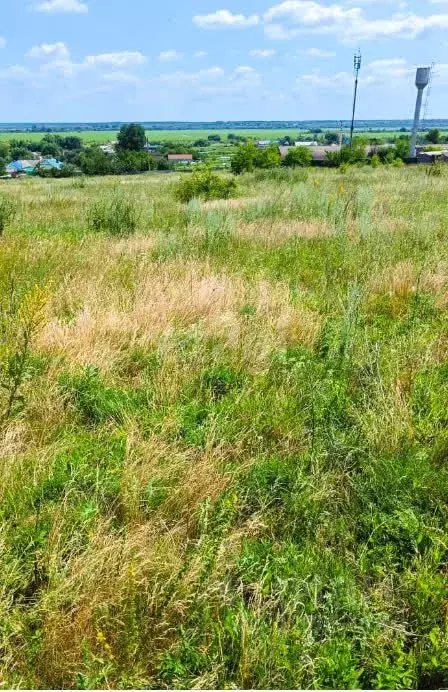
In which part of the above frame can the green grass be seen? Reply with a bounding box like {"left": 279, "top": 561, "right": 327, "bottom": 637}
{"left": 1, "top": 164, "right": 448, "bottom": 688}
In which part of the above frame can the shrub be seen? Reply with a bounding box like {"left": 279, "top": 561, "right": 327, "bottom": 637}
{"left": 426, "top": 160, "right": 446, "bottom": 177}
{"left": 87, "top": 194, "right": 139, "bottom": 235}
{"left": 231, "top": 141, "right": 258, "bottom": 174}
{"left": 283, "top": 146, "right": 313, "bottom": 168}
{"left": 254, "top": 145, "right": 281, "bottom": 169}
{"left": 325, "top": 150, "right": 342, "bottom": 167}
{"left": 391, "top": 157, "right": 405, "bottom": 168}
{"left": 175, "top": 169, "right": 238, "bottom": 203}
{"left": 370, "top": 154, "right": 381, "bottom": 168}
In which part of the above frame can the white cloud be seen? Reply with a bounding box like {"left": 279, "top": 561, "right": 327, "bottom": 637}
{"left": 295, "top": 57, "right": 429, "bottom": 92}
{"left": 297, "top": 70, "right": 353, "bottom": 88}
{"left": 234, "top": 65, "right": 256, "bottom": 74}
{"left": 159, "top": 50, "right": 183, "bottom": 62}
{"left": 101, "top": 71, "right": 141, "bottom": 84}
{"left": 85, "top": 51, "right": 147, "bottom": 67}
{"left": 264, "top": 1, "right": 359, "bottom": 25}
{"left": 193, "top": 9, "right": 260, "bottom": 29}
{"left": 0, "top": 37, "right": 5, "bottom": 49}
{"left": 33, "top": 0, "right": 87, "bottom": 13}
{"left": 156, "top": 66, "right": 225, "bottom": 86}
{"left": 305, "top": 47, "right": 336, "bottom": 57}
{"left": 339, "top": 12, "right": 448, "bottom": 40}
{"left": 26, "top": 42, "right": 69, "bottom": 58}
{"left": 263, "top": 0, "right": 448, "bottom": 41}
{"left": 249, "top": 48, "right": 277, "bottom": 57}
{"left": 0, "top": 65, "right": 33, "bottom": 80}
{"left": 194, "top": 51, "right": 208, "bottom": 58}
{"left": 40, "top": 59, "right": 87, "bottom": 78}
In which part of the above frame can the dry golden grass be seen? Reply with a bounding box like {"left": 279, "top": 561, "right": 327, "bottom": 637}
{"left": 235, "top": 219, "right": 333, "bottom": 244}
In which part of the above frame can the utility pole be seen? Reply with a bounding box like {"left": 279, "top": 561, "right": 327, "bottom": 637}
{"left": 350, "top": 51, "right": 362, "bottom": 148}
{"left": 338, "top": 120, "right": 344, "bottom": 146}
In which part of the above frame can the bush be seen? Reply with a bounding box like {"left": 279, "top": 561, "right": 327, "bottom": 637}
{"left": 175, "top": 169, "right": 238, "bottom": 203}
{"left": 113, "top": 150, "right": 152, "bottom": 174}
{"left": 391, "top": 157, "right": 404, "bottom": 168}
{"left": 80, "top": 147, "right": 114, "bottom": 176}
{"left": 370, "top": 155, "right": 381, "bottom": 168}
{"left": 426, "top": 161, "right": 446, "bottom": 177}
{"left": 283, "top": 146, "right": 313, "bottom": 167}
{"left": 87, "top": 195, "right": 139, "bottom": 235}
{"left": 255, "top": 145, "right": 281, "bottom": 169}
{"left": 231, "top": 142, "right": 258, "bottom": 174}
{"left": 426, "top": 128, "right": 441, "bottom": 144}
{"left": 37, "top": 163, "right": 79, "bottom": 178}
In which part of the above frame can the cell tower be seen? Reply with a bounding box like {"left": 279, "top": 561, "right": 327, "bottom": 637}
{"left": 409, "top": 66, "right": 431, "bottom": 158}
{"left": 349, "top": 50, "right": 362, "bottom": 148}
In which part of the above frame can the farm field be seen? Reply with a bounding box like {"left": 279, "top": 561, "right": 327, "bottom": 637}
{"left": 1, "top": 166, "right": 448, "bottom": 688}
{"left": 0, "top": 127, "right": 435, "bottom": 145}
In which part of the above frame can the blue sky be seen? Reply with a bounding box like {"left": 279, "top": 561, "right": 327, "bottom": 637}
{"left": 1, "top": 0, "right": 447, "bottom": 122}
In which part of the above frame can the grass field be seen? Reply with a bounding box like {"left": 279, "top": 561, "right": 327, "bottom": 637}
{"left": 1, "top": 165, "right": 448, "bottom": 689}
{"left": 0, "top": 128, "right": 428, "bottom": 145}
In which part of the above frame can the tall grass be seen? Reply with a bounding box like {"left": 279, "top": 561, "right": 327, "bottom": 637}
{"left": 1, "top": 166, "right": 448, "bottom": 688}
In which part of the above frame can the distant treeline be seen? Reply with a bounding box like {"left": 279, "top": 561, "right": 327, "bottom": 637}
{"left": 2, "top": 119, "right": 448, "bottom": 134}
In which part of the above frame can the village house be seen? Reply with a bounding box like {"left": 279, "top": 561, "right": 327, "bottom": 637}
{"left": 6, "top": 159, "right": 40, "bottom": 176}
{"left": 168, "top": 153, "right": 193, "bottom": 164}
{"left": 417, "top": 149, "right": 448, "bottom": 164}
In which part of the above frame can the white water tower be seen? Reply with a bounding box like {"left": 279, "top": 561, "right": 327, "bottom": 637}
{"left": 409, "top": 67, "right": 431, "bottom": 158}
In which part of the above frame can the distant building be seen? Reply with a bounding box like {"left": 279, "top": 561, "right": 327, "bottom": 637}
{"left": 168, "top": 154, "right": 193, "bottom": 163}
{"left": 39, "top": 158, "right": 63, "bottom": 170}
{"left": 6, "top": 159, "right": 40, "bottom": 175}
{"left": 417, "top": 150, "right": 448, "bottom": 164}
{"left": 257, "top": 140, "right": 273, "bottom": 148}
{"left": 99, "top": 144, "right": 115, "bottom": 155}
{"left": 294, "top": 141, "right": 318, "bottom": 146}
{"left": 279, "top": 145, "right": 341, "bottom": 161}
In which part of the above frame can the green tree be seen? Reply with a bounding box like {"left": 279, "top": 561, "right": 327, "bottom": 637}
{"left": 79, "top": 147, "right": 114, "bottom": 176}
{"left": 254, "top": 145, "right": 281, "bottom": 169}
{"left": 394, "top": 136, "right": 411, "bottom": 161}
{"left": 0, "top": 142, "right": 10, "bottom": 160}
{"left": 113, "top": 150, "right": 152, "bottom": 174}
{"left": 116, "top": 123, "right": 146, "bottom": 151}
{"left": 324, "top": 132, "right": 339, "bottom": 144}
{"left": 231, "top": 141, "right": 258, "bottom": 174}
{"left": 340, "top": 138, "right": 367, "bottom": 164}
{"left": 60, "top": 136, "right": 82, "bottom": 150}
{"left": 426, "top": 128, "right": 441, "bottom": 144}
{"left": 10, "top": 146, "right": 34, "bottom": 161}
{"left": 41, "top": 142, "right": 60, "bottom": 158}
{"left": 283, "top": 146, "right": 313, "bottom": 167}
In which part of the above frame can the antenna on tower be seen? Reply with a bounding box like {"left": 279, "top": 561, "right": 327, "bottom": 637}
{"left": 349, "top": 50, "right": 362, "bottom": 148}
